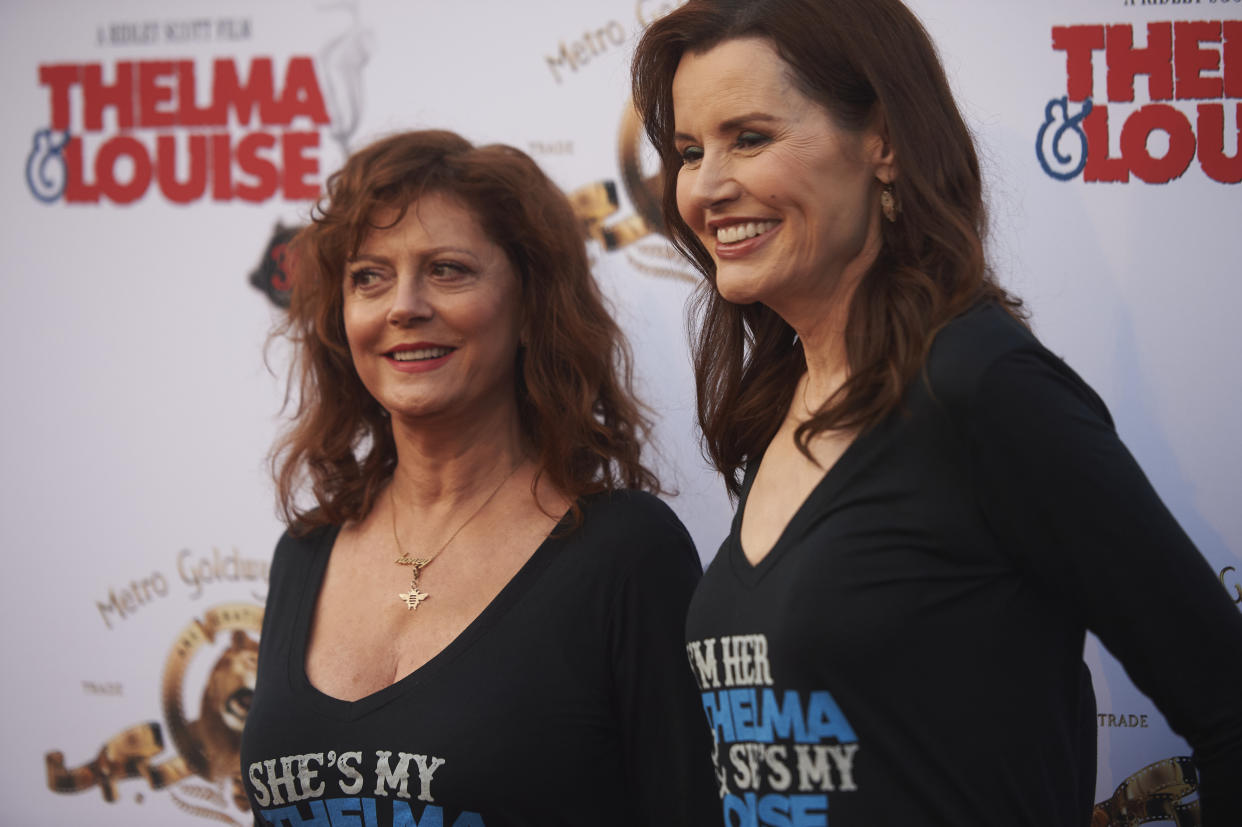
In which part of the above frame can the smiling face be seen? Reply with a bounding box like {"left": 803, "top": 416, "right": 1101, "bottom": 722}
{"left": 672, "top": 37, "right": 894, "bottom": 325}
{"left": 342, "top": 192, "right": 524, "bottom": 425}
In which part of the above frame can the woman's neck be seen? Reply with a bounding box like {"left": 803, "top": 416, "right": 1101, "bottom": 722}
{"left": 387, "top": 400, "right": 529, "bottom": 509}
{"left": 784, "top": 290, "right": 854, "bottom": 414}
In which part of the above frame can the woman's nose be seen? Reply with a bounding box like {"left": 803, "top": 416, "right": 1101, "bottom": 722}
{"left": 387, "top": 276, "right": 433, "bottom": 327}
{"left": 688, "top": 152, "right": 741, "bottom": 210}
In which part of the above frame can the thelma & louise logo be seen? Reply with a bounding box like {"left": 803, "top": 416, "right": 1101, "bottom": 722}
{"left": 26, "top": 56, "right": 332, "bottom": 205}
{"left": 1037, "top": 20, "right": 1240, "bottom": 183}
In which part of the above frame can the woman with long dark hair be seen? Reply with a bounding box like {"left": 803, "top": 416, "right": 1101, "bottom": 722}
{"left": 632, "top": 1, "right": 1242, "bottom": 823}
{"left": 241, "top": 130, "right": 716, "bottom": 826}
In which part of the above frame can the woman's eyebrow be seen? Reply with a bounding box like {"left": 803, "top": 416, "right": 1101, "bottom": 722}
{"left": 674, "top": 112, "right": 781, "bottom": 142}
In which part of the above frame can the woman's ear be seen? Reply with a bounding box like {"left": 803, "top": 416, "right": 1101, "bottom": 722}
{"left": 868, "top": 113, "right": 898, "bottom": 184}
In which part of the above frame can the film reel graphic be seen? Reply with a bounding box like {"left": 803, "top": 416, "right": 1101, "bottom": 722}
{"left": 1092, "top": 756, "right": 1201, "bottom": 827}
{"left": 567, "top": 101, "right": 698, "bottom": 284}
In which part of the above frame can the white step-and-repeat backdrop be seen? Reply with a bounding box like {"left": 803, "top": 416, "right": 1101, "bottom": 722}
{"left": 2, "top": 0, "right": 1239, "bottom": 824}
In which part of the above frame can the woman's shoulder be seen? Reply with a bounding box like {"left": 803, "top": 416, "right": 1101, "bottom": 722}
{"left": 580, "top": 487, "right": 679, "bottom": 520}
{"left": 577, "top": 488, "right": 692, "bottom": 542}
{"left": 270, "top": 523, "right": 341, "bottom": 569}
{"left": 922, "top": 302, "right": 1110, "bottom": 427}
{"left": 925, "top": 302, "right": 1051, "bottom": 400}
{"left": 926, "top": 302, "right": 1039, "bottom": 383}
{"left": 571, "top": 489, "right": 700, "bottom": 571}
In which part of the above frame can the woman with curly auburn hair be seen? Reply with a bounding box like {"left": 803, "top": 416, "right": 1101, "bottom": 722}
{"left": 240, "top": 129, "right": 716, "bottom": 826}
{"left": 632, "top": 0, "right": 1242, "bottom": 824}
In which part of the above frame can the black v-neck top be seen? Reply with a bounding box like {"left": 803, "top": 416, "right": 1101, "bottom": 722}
{"left": 685, "top": 303, "right": 1242, "bottom": 826}
{"left": 241, "top": 489, "right": 718, "bottom": 826}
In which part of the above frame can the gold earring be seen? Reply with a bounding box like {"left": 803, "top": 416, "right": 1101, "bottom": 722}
{"left": 880, "top": 184, "right": 899, "bottom": 223}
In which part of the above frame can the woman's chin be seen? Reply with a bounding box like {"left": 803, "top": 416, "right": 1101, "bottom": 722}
{"left": 715, "top": 279, "right": 764, "bottom": 307}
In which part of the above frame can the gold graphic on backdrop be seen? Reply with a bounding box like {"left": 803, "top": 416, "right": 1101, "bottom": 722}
{"left": 1092, "top": 755, "right": 1200, "bottom": 827}
{"left": 566, "top": 100, "right": 697, "bottom": 284}
{"left": 251, "top": 99, "right": 697, "bottom": 310}
{"left": 45, "top": 603, "right": 262, "bottom": 825}
{"left": 45, "top": 723, "right": 165, "bottom": 803}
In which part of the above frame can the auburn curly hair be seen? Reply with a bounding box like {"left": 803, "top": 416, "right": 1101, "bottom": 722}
{"left": 272, "top": 130, "right": 658, "bottom": 531}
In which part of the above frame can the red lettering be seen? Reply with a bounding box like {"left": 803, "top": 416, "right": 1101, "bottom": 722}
{"left": 1198, "top": 103, "right": 1242, "bottom": 184}
{"left": 83, "top": 62, "right": 135, "bottom": 131}
{"left": 1175, "top": 21, "right": 1222, "bottom": 100}
{"left": 1053, "top": 25, "right": 1105, "bottom": 102}
{"left": 65, "top": 131, "right": 321, "bottom": 203}
{"left": 176, "top": 61, "right": 222, "bottom": 127}
{"left": 39, "top": 64, "right": 80, "bottom": 131}
{"left": 40, "top": 56, "right": 331, "bottom": 131}
{"left": 213, "top": 57, "right": 276, "bottom": 127}
{"left": 1084, "top": 106, "right": 1129, "bottom": 182}
{"left": 138, "top": 61, "right": 177, "bottom": 128}
{"left": 277, "top": 57, "right": 330, "bottom": 126}
{"left": 34, "top": 54, "right": 331, "bottom": 203}
{"left": 281, "top": 131, "right": 320, "bottom": 199}
{"left": 1120, "top": 104, "right": 1196, "bottom": 184}
{"left": 1226, "top": 22, "right": 1242, "bottom": 99}
{"left": 63, "top": 137, "right": 100, "bottom": 203}
{"left": 96, "top": 136, "right": 152, "bottom": 204}
{"left": 235, "top": 132, "right": 279, "bottom": 201}
{"left": 1107, "top": 23, "right": 1173, "bottom": 103}
{"left": 211, "top": 132, "right": 233, "bottom": 200}
{"left": 156, "top": 134, "right": 208, "bottom": 203}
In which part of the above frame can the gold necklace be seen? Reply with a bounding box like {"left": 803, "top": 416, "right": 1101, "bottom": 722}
{"left": 390, "top": 462, "right": 521, "bottom": 611}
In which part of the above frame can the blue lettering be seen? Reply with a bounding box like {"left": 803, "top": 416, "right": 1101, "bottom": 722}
{"left": 718, "top": 688, "right": 856, "bottom": 745}
{"left": 729, "top": 688, "right": 759, "bottom": 742}
{"left": 258, "top": 800, "right": 331, "bottom": 827}
{"left": 724, "top": 792, "right": 758, "bottom": 827}
{"left": 261, "top": 799, "right": 480, "bottom": 827}
{"left": 703, "top": 691, "right": 737, "bottom": 743}
{"left": 757, "top": 794, "right": 792, "bottom": 827}
{"left": 759, "top": 689, "right": 808, "bottom": 743}
{"left": 805, "top": 691, "right": 857, "bottom": 743}
{"left": 392, "top": 801, "right": 443, "bottom": 827}
{"left": 258, "top": 807, "right": 293, "bottom": 826}
{"left": 789, "top": 794, "right": 828, "bottom": 827}
{"left": 725, "top": 793, "right": 828, "bottom": 827}
{"left": 325, "top": 797, "right": 378, "bottom": 827}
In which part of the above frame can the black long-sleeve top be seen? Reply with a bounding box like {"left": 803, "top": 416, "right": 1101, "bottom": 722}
{"left": 685, "top": 302, "right": 1242, "bottom": 825}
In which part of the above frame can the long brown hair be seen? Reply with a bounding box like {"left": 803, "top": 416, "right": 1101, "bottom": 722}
{"left": 632, "top": 0, "right": 1023, "bottom": 495}
{"left": 272, "top": 130, "right": 658, "bottom": 531}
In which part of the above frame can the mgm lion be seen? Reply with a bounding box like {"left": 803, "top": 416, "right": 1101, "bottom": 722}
{"left": 46, "top": 627, "right": 259, "bottom": 814}
{"left": 185, "top": 629, "right": 258, "bottom": 781}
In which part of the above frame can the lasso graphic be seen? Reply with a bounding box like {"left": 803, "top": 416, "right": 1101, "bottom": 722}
{"left": 1036, "top": 97, "right": 1093, "bottom": 181}
{"left": 317, "top": 0, "right": 373, "bottom": 158}
{"left": 26, "top": 128, "right": 69, "bottom": 203}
